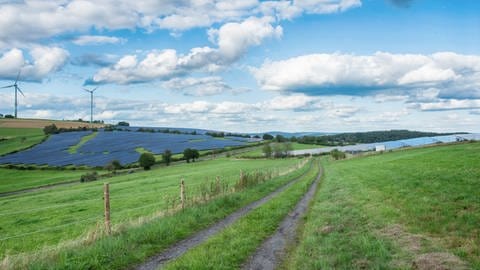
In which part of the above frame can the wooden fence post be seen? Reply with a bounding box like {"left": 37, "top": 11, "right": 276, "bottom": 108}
{"left": 180, "top": 178, "right": 185, "bottom": 210}
{"left": 103, "top": 183, "right": 111, "bottom": 235}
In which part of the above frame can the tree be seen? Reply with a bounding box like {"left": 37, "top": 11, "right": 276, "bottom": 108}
{"left": 105, "top": 160, "right": 122, "bottom": 173}
{"left": 139, "top": 152, "right": 155, "bottom": 170}
{"left": 4, "top": 114, "right": 14, "bottom": 119}
{"left": 330, "top": 149, "right": 346, "bottom": 160}
{"left": 284, "top": 142, "right": 293, "bottom": 157}
{"left": 272, "top": 143, "right": 284, "bottom": 158}
{"left": 183, "top": 148, "right": 193, "bottom": 163}
{"left": 43, "top": 124, "right": 58, "bottom": 135}
{"left": 262, "top": 133, "right": 274, "bottom": 140}
{"left": 275, "top": 134, "right": 287, "bottom": 142}
{"left": 117, "top": 121, "right": 130, "bottom": 126}
{"left": 191, "top": 149, "right": 200, "bottom": 162}
{"left": 163, "top": 149, "right": 172, "bottom": 166}
{"left": 262, "top": 143, "right": 272, "bottom": 158}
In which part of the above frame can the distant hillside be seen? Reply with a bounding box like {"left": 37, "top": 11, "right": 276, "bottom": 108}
{"left": 297, "top": 130, "right": 466, "bottom": 145}
{"left": 258, "top": 131, "right": 334, "bottom": 138}
{"left": 0, "top": 118, "right": 105, "bottom": 129}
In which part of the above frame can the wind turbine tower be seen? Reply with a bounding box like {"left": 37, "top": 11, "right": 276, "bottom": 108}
{"left": 83, "top": 87, "right": 98, "bottom": 124}
{"left": 1, "top": 71, "right": 25, "bottom": 118}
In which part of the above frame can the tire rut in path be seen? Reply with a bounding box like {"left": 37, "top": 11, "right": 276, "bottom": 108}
{"left": 133, "top": 162, "right": 313, "bottom": 270}
{"left": 242, "top": 164, "right": 322, "bottom": 270}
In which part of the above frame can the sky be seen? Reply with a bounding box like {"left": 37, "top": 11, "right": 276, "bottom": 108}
{"left": 0, "top": 0, "right": 479, "bottom": 133}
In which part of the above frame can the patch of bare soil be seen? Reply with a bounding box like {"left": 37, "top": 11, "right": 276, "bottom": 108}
{"left": 412, "top": 252, "right": 468, "bottom": 270}
{"left": 0, "top": 119, "right": 104, "bottom": 129}
{"left": 379, "top": 225, "right": 469, "bottom": 269}
{"left": 380, "top": 224, "right": 424, "bottom": 253}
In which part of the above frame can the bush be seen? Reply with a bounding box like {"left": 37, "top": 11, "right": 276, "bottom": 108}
{"left": 163, "top": 149, "right": 172, "bottom": 166}
{"left": 80, "top": 172, "right": 98, "bottom": 182}
{"left": 139, "top": 152, "right": 155, "bottom": 170}
{"left": 330, "top": 149, "right": 346, "bottom": 160}
{"left": 43, "top": 124, "right": 59, "bottom": 135}
{"left": 104, "top": 160, "right": 122, "bottom": 173}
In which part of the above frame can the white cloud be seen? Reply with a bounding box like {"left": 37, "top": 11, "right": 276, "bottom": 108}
{"left": 163, "top": 76, "right": 249, "bottom": 96}
{"left": 0, "top": 46, "right": 69, "bottom": 81}
{"left": 263, "top": 94, "right": 317, "bottom": 110}
{"left": 72, "top": 35, "right": 125, "bottom": 46}
{"left": 251, "top": 52, "right": 480, "bottom": 100}
{"left": 294, "top": 0, "right": 361, "bottom": 14}
{"left": 91, "top": 16, "right": 282, "bottom": 84}
{"left": 0, "top": 0, "right": 360, "bottom": 47}
{"left": 413, "top": 99, "right": 480, "bottom": 111}
{"left": 211, "top": 16, "right": 283, "bottom": 61}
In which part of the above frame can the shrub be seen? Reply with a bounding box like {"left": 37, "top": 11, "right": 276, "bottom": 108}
{"left": 80, "top": 172, "right": 98, "bottom": 182}
{"left": 330, "top": 149, "right": 346, "bottom": 160}
{"left": 139, "top": 152, "right": 155, "bottom": 170}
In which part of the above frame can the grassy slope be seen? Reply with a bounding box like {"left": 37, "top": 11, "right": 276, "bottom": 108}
{"left": 9, "top": 159, "right": 310, "bottom": 270}
{"left": 288, "top": 142, "right": 480, "bottom": 269}
{"left": 0, "top": 158, "right": 302, "bottom": 258}
{"left": 0, "top": 128, "right": 45, "bottom": 156}
{"left": 0, "top": 169, "right": 90, "bottom": 193}
{"left": 164, "top": 161, "right": 318, "bottom": 270}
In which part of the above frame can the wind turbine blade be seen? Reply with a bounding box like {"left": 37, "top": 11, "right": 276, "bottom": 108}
{"left": 17, "top": 86, "right": 25, "bottom": 96}
{"left": 1, "top": 85, "right": 15, "bottom": 88}
{"left": 92, "top": 87, "right": 98, "bottom": 92}
{"left": 15, "top": 70, "right": 21, "bottom": 84}
{"left": 83, "top": 88, "right": 91, "bottom": 93}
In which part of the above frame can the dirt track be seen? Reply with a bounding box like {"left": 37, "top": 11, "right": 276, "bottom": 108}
{"left": 134, "top": 161, "right": 314, "bottom": 270}
{"left": 242, "top": 163, "right": 322, "bottom": 270}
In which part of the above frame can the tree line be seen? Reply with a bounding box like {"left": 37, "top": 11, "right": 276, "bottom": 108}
{"left": 261, "top": 130, "right": 463, "bottom": 146}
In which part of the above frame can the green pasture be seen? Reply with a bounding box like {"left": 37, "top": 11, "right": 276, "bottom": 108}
{"left": 288, "top": 142, "right": 480, "bottom": 269}
{"left": 0, "top": 157, "right": 304, "bottom": 259}
{"left": 0, "top": 128, "right": 45, "bottom": 156}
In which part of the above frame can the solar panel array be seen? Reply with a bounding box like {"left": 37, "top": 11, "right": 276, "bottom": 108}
{"left": 291, "top": 133, "right": 480, "bottom": 156}
{"left": 0, "top": 131, "right": 248, "bottom": 167}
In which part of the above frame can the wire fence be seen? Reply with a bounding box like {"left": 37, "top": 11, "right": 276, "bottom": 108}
{"left": 0, "top": 158, "right": 310, "bottom": 251}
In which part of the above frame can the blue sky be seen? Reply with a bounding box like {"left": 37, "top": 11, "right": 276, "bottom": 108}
{"left": 0, "top": 0, "right": 479, "bottom": 132}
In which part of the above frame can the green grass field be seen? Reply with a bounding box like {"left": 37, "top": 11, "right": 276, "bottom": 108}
{"left": 239, "top": 142, "right": 324, "bottom": 158}
{"left": 0, "top": 128, "right": 45, "bottom": 156}
{"left": 0, "top": 169, "right": 94, "bottom": 193}
{"left": 0, "top": 157, "right": 305, "bottom": 261}
{"left": 288, "top": 142, "right": 480, "bottom": 269}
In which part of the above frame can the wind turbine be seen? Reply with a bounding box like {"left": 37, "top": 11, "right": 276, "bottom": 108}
{"left": 83, "top": 87, "right": 98, "bottom": 124}
{"left": 1, "top": 71, "right": 24, "bottom": 118}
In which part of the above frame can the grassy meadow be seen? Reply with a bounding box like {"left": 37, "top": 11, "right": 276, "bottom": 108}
{"left": 0, "top": 157, "right": 306, "bottom": 262}
{"left": 0, "top": 168, "right": 93, "bottom": 193}
{"left": 287, "top": 142, "right": 480, "bottom": 269}
{"left": 0, "top": 128, "right": 45, "bottom": 156}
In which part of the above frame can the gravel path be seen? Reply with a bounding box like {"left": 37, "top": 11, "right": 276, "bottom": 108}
{"left": 242, "top": 163, "right": 322, "bottom": 270}
{"left": 133, "top": 161, "right": 313, "bottom": 270}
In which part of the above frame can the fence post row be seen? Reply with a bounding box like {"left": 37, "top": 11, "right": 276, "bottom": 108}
{"left": 103, "top": 183, "right": 111, "bottom": 235}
